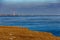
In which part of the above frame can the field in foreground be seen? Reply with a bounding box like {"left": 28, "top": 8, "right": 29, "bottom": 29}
{"left": 0, "top": 26, "right": 60, "bottom": 40}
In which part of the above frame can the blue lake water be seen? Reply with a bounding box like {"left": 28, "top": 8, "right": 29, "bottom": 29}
{"left": 0, "top": 16, "right": 60, "bottom": 36}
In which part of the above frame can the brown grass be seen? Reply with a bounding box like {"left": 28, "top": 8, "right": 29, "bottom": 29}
{"left": 0, "top": 26, "right": 59, "bottom": 40}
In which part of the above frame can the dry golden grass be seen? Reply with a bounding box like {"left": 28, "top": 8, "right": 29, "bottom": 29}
{"left": 0, "top": 26, "right": 59, "bottom": 40}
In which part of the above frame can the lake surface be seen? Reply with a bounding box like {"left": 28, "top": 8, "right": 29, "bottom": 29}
{"left": 0, "top": 16, "right": 60, "bottom": 36}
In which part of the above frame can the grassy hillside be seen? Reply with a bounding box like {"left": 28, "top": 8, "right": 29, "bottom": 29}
{"left": 0, "top": 26, "right": 59, "bottom": 40}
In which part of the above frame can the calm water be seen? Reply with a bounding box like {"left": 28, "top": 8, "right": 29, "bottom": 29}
{"left": 0, "top": 16, "right": 60, "bottom": 36}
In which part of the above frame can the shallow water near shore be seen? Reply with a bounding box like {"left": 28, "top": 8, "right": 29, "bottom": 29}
{"left": 0, "top": 16, "right": 60, "bottom": 36}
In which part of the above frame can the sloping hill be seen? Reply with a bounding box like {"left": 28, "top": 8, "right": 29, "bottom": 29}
{"left": 0, "top": 26, "right": 59, "bottom": 40}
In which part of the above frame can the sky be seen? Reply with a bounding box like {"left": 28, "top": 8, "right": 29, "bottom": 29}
{"left": 1, "top": 0, "right": 59, "bottom": 5}
{"left": 0, "top": 0, "right": 60, "bottom": 15}
{"left": 2, "top": 0, "right": 59, "bottom": 3}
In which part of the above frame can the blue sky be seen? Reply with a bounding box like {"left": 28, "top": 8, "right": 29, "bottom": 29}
{"left": 0, "top": 0, "right": 60, "bottom": 15}
{"left": 2, "top": 0, "right": 59, "bottom": 3}
{"left": 1, "top": 0, "right": 59, "bottom": 4}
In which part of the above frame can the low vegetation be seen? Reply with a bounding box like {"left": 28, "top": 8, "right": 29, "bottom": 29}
{"left": 0, "top": 26, "right": 59, "bottom": 40}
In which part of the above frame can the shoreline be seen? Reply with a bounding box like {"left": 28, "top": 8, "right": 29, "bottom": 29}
{"left": 0, "top": 26, "right": 59, "bottom": 40}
